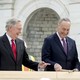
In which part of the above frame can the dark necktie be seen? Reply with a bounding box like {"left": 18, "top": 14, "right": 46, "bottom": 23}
{"left": 11, "top": 39, "right": 16, "bottom": 60}
{"left": 62, "top": 38, "right": 67, "bottom": 54}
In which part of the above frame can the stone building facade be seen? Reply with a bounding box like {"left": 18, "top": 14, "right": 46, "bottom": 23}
{"left": 0, "top": 0, "right": 80, "bottom": 61}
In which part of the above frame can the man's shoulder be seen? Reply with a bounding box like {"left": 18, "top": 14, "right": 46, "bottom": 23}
{"left": 67, "top": 37, "right": 75, "bottom": 42}
{"left": 0, "top": 33, "right": 6, "bottom": 41}
{"left": 45, "top": 33, "right": 56, "bottom": 40}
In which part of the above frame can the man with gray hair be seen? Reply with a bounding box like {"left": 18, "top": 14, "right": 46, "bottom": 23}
{"left": 42, "top": 18, "right": 79, "bottom": 71}
{"left": 0, "top": 18, "right": 49, "bottom": 71}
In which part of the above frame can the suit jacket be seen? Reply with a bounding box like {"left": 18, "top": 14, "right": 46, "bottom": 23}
{"left": 42, "top": 33, "right": 79, "bottom": 71}
{"left": 0, "top": 34, "right": 38, "bottom": 71}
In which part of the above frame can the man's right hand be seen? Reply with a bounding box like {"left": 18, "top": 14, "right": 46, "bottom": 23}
{"left": 54, "top": 63, "right": 62, "bottom": 71}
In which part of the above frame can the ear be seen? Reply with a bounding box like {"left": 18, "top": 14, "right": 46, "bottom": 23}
{"left": 8, "top": 26, "right": 13, "bottom": 31}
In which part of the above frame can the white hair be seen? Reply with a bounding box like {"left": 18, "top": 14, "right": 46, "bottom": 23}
{"left": 5, "top": 18, "right": 21, "bottom": 31}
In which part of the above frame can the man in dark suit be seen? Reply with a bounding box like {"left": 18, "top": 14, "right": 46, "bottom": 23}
{"left": 42, "top": 18, "right": 79, "bottom": 71}
{"left": 0, "top": 18, "right": 49, "bottom": 71}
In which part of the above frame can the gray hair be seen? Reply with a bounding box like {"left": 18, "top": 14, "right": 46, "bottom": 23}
{"left": 5, "top": 18, "right": 21, "bottom": 31}
{"left": 58, "top": 18, "right": 71, "bottom": 26}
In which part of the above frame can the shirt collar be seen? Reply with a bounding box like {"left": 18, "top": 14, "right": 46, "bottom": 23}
{"left": 56, "top": 32, "right": 66, "bottom": 41}
{"left": 6, "top": 33, "right": 13, "bottom": 45}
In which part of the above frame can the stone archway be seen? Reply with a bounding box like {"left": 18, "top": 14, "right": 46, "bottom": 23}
{"left": 24, "top": 8, "right": 60, "bottom": 61}
{"left": 16, "top": 0, "right": 69, "bottom": 61}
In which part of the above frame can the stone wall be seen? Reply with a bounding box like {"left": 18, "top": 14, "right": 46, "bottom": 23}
{"left": 25, "top": 8, "right": 59, "bottom": 61}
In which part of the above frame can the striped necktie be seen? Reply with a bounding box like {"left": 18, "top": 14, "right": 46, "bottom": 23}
{"left": 62, "top": 38, "right": 67, "bottom": 54}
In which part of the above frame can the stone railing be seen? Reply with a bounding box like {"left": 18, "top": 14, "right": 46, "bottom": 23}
{"left": 0, "top": 71, "right": 80, "bottom": 80}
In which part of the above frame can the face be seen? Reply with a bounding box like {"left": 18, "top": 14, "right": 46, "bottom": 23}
{"left": 57, "top": 21, "right": 70, "bottom": 38}
{"left": 8, "top": 21, "right": 22, "bottom": 40}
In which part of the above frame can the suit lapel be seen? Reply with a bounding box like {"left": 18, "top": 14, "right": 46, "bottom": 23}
{"left": 66, "top": 37, "right": 71, "bottom": 55}
{"left": 2, "top": 34, "right": 15, "bottom": 61}
{"left": 15, "top": 39, "right": 22, "bottom": 62}
{"left": 54, "top": 33, "right": 67, "bottom": 56}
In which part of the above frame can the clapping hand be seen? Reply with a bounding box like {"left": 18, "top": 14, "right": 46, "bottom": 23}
{"left": 38, "top": 61, "right": 50, "bottom": 69}
{"left": 54, "top": 63, "right": 62, "bottom": 71}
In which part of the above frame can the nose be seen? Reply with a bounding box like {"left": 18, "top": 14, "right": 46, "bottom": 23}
{"left": 64, "top": 29, "right": 69, "bottom": 34}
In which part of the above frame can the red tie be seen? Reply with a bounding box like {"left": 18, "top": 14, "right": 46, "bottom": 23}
{"left": 11, "top": 39, "right": 16, "bottom": 60}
